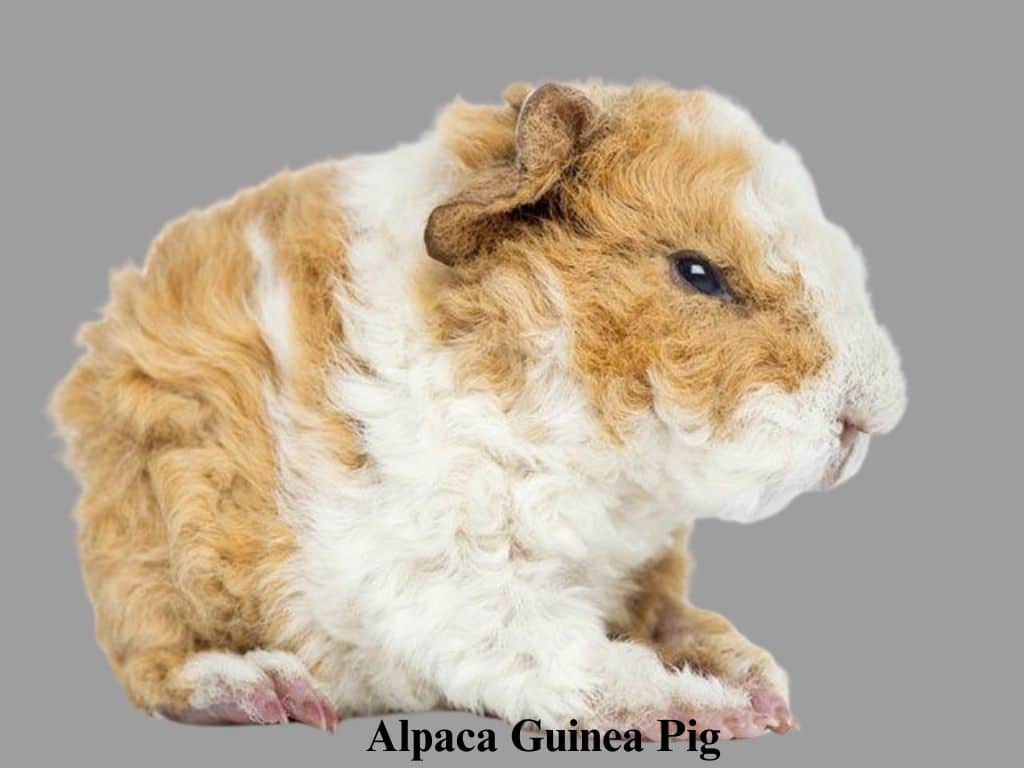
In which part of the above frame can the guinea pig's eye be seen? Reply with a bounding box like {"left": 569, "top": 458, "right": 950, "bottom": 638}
{"left": 671, "top": 251, "right": 731, "bottom": 300}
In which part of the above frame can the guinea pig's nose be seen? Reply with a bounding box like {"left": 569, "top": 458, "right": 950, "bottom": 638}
{"left": 837, "top": 374, "right": 905, "bottom": 437}
{"left": 838, "top": 416, "right": 865, "bottom": 446}
{"left": 837, "top": 325, "right": 907, "bottom": 436}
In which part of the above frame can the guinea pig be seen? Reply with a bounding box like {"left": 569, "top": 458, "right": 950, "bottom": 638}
{"left": 51, "top": 80, "right": 906, "bottom": 739}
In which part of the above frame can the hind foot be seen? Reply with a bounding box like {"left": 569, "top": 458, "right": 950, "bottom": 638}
{"left": 165, "top": 650, "right": 337, "bottom": 731}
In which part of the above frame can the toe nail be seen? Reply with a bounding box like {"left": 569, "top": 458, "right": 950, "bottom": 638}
{"left": 320, "top": 699, "right": 339, "bottom": 733}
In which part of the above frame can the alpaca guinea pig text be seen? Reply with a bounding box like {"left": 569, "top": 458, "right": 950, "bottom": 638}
{"left": 367, "top": 718, "right": 722, "bottom": 761}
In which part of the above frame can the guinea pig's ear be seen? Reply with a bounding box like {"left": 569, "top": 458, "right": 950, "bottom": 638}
{"left": 425, "top": 83, "right": 597, "bottom": 267}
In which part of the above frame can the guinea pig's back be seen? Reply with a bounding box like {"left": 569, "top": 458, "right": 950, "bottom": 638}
{"left": 49, "top": 161, "right": 362, "bottom": 712}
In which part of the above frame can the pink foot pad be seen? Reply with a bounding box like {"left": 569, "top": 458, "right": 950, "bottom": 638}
{"left": 748, "top": 687, "right": 798, "bottom": 733}
{"left": 639, "top": 708, "right": 771, "bottom": 742}
{"left": 169, "top": 676, "right": 338, "bottom": 731}
{"left": 267, "top": 672, "right": 339, "bottom": 733}
{"left": 173, "top": 682, "right": 289, "bottom": 726}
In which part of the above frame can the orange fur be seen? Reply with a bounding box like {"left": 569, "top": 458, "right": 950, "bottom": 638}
{"left": 437, "top": 97, "right": 518, "bottom": 172}
{"left": 251, "top": 164, "right": 367, "bottom": 469}
{"left": 427, "top": 83, "right": 829, "bottom": 438}
{"left": 623, "top": 533, "right": 778, "bottom": 687}
{"left": 50, "top": 163, "right": 360, "bottom": 712}
{"left": 619, "top": 529, "right": 695, "bottom": 643}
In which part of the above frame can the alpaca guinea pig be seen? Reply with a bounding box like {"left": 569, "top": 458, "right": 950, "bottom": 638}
{"left": 51, "top": 80, "right": 906, "bottom": 737}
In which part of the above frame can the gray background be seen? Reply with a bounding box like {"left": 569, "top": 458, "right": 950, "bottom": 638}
{"left": 1, "top": 1, "right": 1018, "bottom": 765}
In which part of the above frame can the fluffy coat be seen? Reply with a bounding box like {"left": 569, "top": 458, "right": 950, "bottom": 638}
{"left": 51, "top": 80, "right": 906, "bottom": 738}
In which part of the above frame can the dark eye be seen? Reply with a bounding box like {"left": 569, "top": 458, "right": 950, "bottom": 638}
{"left": 671, "top": 251, "right": 731, "bottom": 300}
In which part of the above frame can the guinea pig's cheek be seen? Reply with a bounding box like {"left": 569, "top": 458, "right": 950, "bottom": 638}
{"left": 655, "top": 383, "right": 841, "bottom": 523}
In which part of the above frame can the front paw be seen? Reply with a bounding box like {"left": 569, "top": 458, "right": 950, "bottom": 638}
{"left": 718, "top": 648, "right": 795, "bottom": 733}
{"left": 658, "top": 617, "right": 796, "bottom": 733}
{"left": 748, "top": 684, "right": 796, "bottom": 734}
{"left": 635, "top": 705, "right": 772, "bottom": 741}
{"left": 585, "top": 661, "right": 775, "bottom": 742}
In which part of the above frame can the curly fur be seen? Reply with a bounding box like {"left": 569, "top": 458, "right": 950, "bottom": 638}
{"left": 51, "top": 80, "right": 906, "bottom": 730}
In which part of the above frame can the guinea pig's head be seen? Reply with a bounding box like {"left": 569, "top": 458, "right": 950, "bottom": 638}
{"left": 426, "top": 81, "right": 907, "bottom": 523}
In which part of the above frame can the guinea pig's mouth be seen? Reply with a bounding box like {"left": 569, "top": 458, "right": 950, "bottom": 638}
{"left": 820, "top": 431, "right": 870, "bottom": 490}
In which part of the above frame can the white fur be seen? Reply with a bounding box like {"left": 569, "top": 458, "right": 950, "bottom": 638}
{"left": 248, "top": 221, "right": 294, "bottom": 373}
{"left": 251, "top": 88, "right": 906, "bottom": 725}
{"left": 179, "top": 651, "right": 272, "bottom": 710}
{"left": 178, "top": 649, "right": 326, "bottom": 721}
{"left": 661, "top": 92, "right": 908, "bottom": 522}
